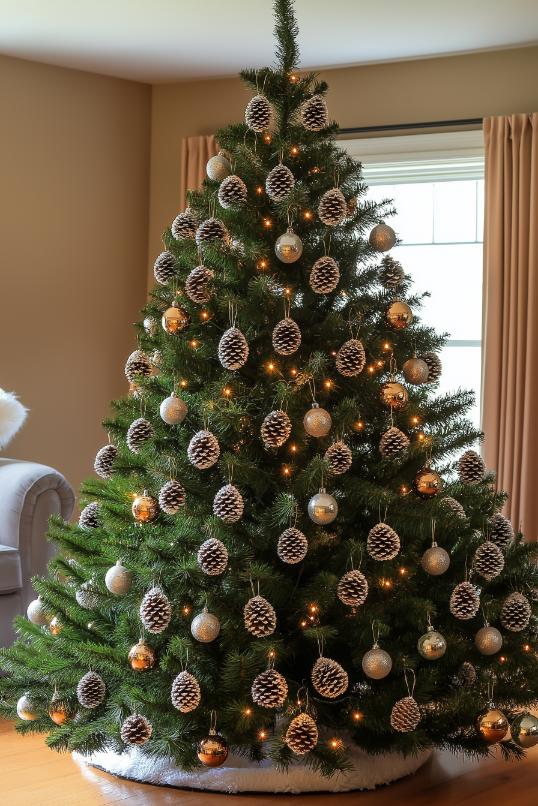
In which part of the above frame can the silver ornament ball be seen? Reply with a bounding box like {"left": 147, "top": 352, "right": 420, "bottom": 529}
{"left": 17, "top": 693, "right": 38, "bottom": 721}
{"left": 206, "top": 151, "right": 231, "bottom": 181}
{"left": 474, "top": 625, "right": 503, "bottom": 655}
{"left": 105, "top": 561, "right": 133, "bottom": 595}
{"left": 191, "top": 607, "right": 220, "bottom": 643}
{"left": 159, "top": 393, "right": 188, "bottom": 425}
{"left": 275, "top": 228, "right": 303, "bottom": 264}
{"left": 27, "top": 597, "right": 49, "bottom": 626}
{"left": 362, "top": 646, "right": 392, "bottom": 679}
{"left": 417, "top": 626, "right": 447, "bottom": 660}
{"left": 421, "top": 544, "right": 450, "bottom": 576}
{"left": 511, "top": 712, "right": 538, "bottom": 748}
{"left": 303, "top": 403, "right": 332, "bottom": 438}
{"left": 308, "top": 488, "right": 338, "bottom": 525}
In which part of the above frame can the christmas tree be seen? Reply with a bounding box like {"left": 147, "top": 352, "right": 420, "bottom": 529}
{"left": 2, "top": 0, "right": 538, "bottom": 780}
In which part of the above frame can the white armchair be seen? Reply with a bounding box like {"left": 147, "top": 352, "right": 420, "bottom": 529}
{"left": 0, "top": 459, "right": 74, "bottom": 646}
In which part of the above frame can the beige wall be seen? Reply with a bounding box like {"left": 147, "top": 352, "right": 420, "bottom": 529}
{"left": 148, "top": 45, "right": 538, "bottom": 275}
{"left": 0, "top": 55, "right": 151, "bottom": 498}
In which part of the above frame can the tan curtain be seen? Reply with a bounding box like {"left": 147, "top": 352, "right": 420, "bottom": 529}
{"left": 179, "top": 135, "right": 218, "bottom": 210}
{"left": 482, "top": 113, "right": 538, "bottom": 538}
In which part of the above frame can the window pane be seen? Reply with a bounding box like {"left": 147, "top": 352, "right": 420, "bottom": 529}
{"left": 438, "top": 345, "right": 481, "bottom": 429}
{"left": 476, "top": 179, "right": 484, "bottom": 241}
{"left": 389, "top": 183, "right": 434, "bottom": 244}
{"left": 433, "top": 180, "right": 477, "bottom": 243}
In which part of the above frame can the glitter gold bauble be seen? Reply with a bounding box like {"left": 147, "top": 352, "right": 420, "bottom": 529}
{"left": 162, "top": 301, "right": 190, "bottom": 334}
{"left": 415, "top": 467, "right": 443, "bottom": 498}
{"left": 128, "top": 640, "right": 156, "bottom": 671}
{"left": 421, "top": 543, "right": 450, "bottom": 575}
{"left": 191, "top": 606, "right": 220, "bottom": 643}
{"left": 49, "top": 695, "right": 72, "bottom": 725}
{"left": 132, "top": 491, "right": 159, "bottom": 523}
{"left": 361, "top": 645, "right": 392, "bottom": 680}
{"left": 159, "top": 393, "right": 188, "bottom": 425}
{"left": 308, "top": 488, "right": 338, "bottom": 525}
{"left": 511, "top": 712, "right": 538, "bottom": 748}
{"left": 386, "top": 300, "right": 413, "bottom": 330}
{"left": 369, "top": 222, "right": 397, "bottom": 252}
{"left": 474, "top": 625, "right": 503, "bottom": 655}
{"left": 197, "top": 729, "right": 229, "bottom": 767}
{"left": 476, "top": 706, "right": 509, "bottom": 744}
{"left": 402, "top": 357, "right": 429, "bottom": 385}
{"left": 275, "top": 227, "right": 303, "bottom": 263}
{"left": 17, "top": 694, "right": 38, "bottom": 721}
{"left": 303, "top": 403, "right": 332, "bottom": 437}
{"left": 49, "top": 616, "right": 63, "bottom": 635}
{"left": 380, "top": 381, "right": 408, "bottom": 410}
{"left": 417, "top": 626, "right": 447, "bottom": 660}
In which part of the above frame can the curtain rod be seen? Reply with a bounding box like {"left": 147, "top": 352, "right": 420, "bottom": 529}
{"left": 338, "top": 118, "right": 482, "bottom": 135}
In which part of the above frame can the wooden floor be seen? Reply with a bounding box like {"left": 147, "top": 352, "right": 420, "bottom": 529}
{"left": 2, "top": 718, "right": 537, "bottom": 806}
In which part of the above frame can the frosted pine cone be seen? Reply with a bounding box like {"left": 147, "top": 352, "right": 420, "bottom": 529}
{"left": 76, "top": 581, "right": 99, "bottom": 610}
{"left": 94, "top": 444, "right": 117, "bottom": 479}
{"left": 440, "top": 496, "right": 466, "bottom": 520}
{"left": 195, "top": 217, "right": 228, "bottom": 246}
{"left": 139, "top": 587, "right": 172, "bottom": 634}
{"left": 218, "top": 175, "right": 247, "bottom": 209}
{"left": 473, "top": 541, "right": 505, "bottom": 581}
{"left": 171, "top": 671, "right": 201, "bottom": 713}
{"left": 337, "top": 570, "right": 368, "bottom": 606}
{"left": 153, "top": 251, "right": 176, "bottom": 284}
{"left": 450, "top": 581, "right": 480, "bottom": 620}
{"left": 171, "top": 207, "right": 197, "bottom": 240}
{"left": 126, "top": 418, "right": 153, "bottom": 453}
{"left": 457, "top": 450, "right": 485, "bottom": 484}
{"left": 390, "top": 696, "right": 421, "bottom": 732}
{"left": 197, "top": 538, "right": 228, "bottom": 576}
{"left": 489, "top": 513, "right": 514, "bottom": 550}
{"left": 251, "top": 668, "right": 287, "bottom": 709}
{"left": 244, "top": 595, "right": 276, "bottom": 638}
{"left": 311, "top": 657, "right": 348, "bottom": 699}
{"left": 367, "top": 522, "right": 400, "bottom": 561}
{"left": 501, "top": 592, "right": 531, "bottom": 632}
{"left": 188, "top": 430, "right": 220, "bottom": 470}
{"left": 301, "top": 94, "right": 328, "bottom": 131}
{"left": 456, "top": 661, "right": 477, "bottom": 688}
{"left": 309, "top": 256, "right": 340, "bottom": 294}
{"left": 76, "top": 671, "right": 106, "bottom": 709}
{"left": 213, "top": 484, "right": 244, "bottom": 523}
{"left": 277, "top": 527, "right": 308, "bottom": 564}
{"left": 124, "top": 350, "right": 151, "bottom": 383}
{"left": 79, "top": 502, "right": 101, "bottom": 529}
{"left": 261, "top": 410, "right": 292, "bottom": 449}
{"left": 379, "top": 427, "right": 409, "bottom": 459}
{"left": 245, "top": 94, "right": 272, "bottom": 132}
{"left": 218, "top": 327, "right": 249, "bottom": 370}
{"left": 120, "top": 714, "right": 152, "bottom": 745}
{"left": 284, "top": 713, "right": 318, "bottom": 754}
{"left": 379, "top": 255, "right": 404, "bottom": 289}
{"left": 336, "top": 339, "right": 366, "bottom": 377}
{"left": 325, "top": 441, "right": 352, "bottom": 474}
{"left": 318, "top": 188, "right": 347, "bottom": 227}
{"left": 272, "top": 318, "right": 301, "bottom": 355}
{"left": 158, "top": 480, "right": 186, "bottom": 514}
{"left": 185, "top": 265, "right": 214, "bottom": 304}
{"left": 421, "top": 351, "right": 442, "bottom": 383}
{"left": 266, "top": 163, "right": 295, "bottom": 201}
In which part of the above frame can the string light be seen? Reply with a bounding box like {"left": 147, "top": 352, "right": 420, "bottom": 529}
{"left": 289, "top": 443, "right": 298, "bottom": 454}
{"left": 400, "top": 484, "right": 409, "bottom": 495}
{"left": 290, "top": 145, "right": 300, "bottom": 157}
{"left": 243, "top": 707, "right": 252, "bottom": 717}
{"left": 299, "top": 618, "right": 308, "bottom": 628}
{"left": 329, "top": 738, "right": 343, "bottom": 750}
{"left": 367, "top": 365, "right": 375, "bottom": 374}
{"left": 255, "top": 185, "right": 264, "bottom": 195}
{"left": 324, "top": 379, "right": 333, "bottom": 390}
{"left": 410, "top": 415, "right": 420, "bottom": 426}
{"left": 382, "top": 341, "right": 391, "bottom": 351}
{"left": 182, "top": 605, "right": 191, "bottom": 616}
{"left": 268, "top": 649, "right": 276, "bottom": 660}
{"left": 262, "top": 217, "right": 273, "bottom": 229}
{"left": 200, "top": 310, "right": 210, "bottom": 322}
{"left": 222, "top": 387, "right": 232, "bottom": 398}
{"left": 309, "top": 166, "right": 321, "bottom": 174}
{"left": 282, "top": 464, "right": 292, "bottom": 477}
{"left": 289, "top": 72, "right": 299, "bottom": 83}
{"left": 267, "top": 361, "right": 276, "bottom": 373}
{"left": 381, "top": 578, "right": 393, "bottom": 589}
{"left": 284, "top": 287, "right": 292, "bottom": 297}
{"left": 303, "top": 210, "right": 313, "bottom": 221}
{"left": 353, "top": 420, "right": 365, "bottom": 432}
{"left": 376, "top": 359, "right": 384, "bottom": 368}
{"left": 257, "top": 258, "right": 269, "bottom": 270}
{"left": 351, "top": 710, "right": 363, "bottom": 722}
{"left": 399, "top": 567, "right": 407, "bottom": 576}
{"left": 190, "top": 339, "right": 199, "bottom": 349}
{"left": 417, "top": 432, "right": 426, "bottom": 442}
{"left": 263, "top": 132, "right": 272, "bottom": 144}
{"left": 330, "top": 350, "right": 337, "bottom": 357}
{"left": 308, "top": 604, "right": 319, "bottom": 615}
{"left": 290, "top": 367, "right": 298, "bottom": 377}
{"left": 258, "top": 729, "right": 268, "bottom": 740}
{"left": 179, "top": 379, "right": 188, "bottom": 388}
{"left": 523, "top": 644, "right": 532, "bottom": 652}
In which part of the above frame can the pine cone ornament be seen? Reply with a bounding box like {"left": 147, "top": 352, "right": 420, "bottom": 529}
{"left": 139, "top": 587, "right": 172, "bottom": 634}
{"left": 379, "top": 255, "right": 404, "bottom": 289}
{"left": 251, "top": 668, "right": 288, "bottom": 709}
{"left": 277, "top": 526, "right": 308, "bottom": 564}
{"left": 126, "top": 417, "right": 153, "bottom": 453}
{"left": 456, "top": 661, "right": 477, "bottom": 688}
{"left": 245, "top": 94, "right": 272, "bottom": 132}
{"left": 171, "top": 207, "right": 197, "bottom": 240}
{"left": 218, "top": 327, "right": 249, "bottom": 370}
{"left": 171, "top": 671, "right": 201, "bottom": 713}
{"left": 473, "top": 541, "right": 505, "bottom": 581}
{"left": 441, "top": 496, "right": 466, "bottom": 520}
{"left": 124, "top": 350, "right": 151, "bottom": 383}
{"left": 379, "top": 427, "right": 410, "bottom": 459}
{"left": 195, "top": 217, "right": 228, "bottom": 246}
{"left": 367, "top": 522, "right": 400, "bottom": 561}
{"left": 284, "top": 713, "right": 318, "bottom": 754}
{"left": 94, "top": 444, "right": 117, "bottom": 479}
{"left": 318, "top": 188, "right": 347, "bottom": 227}
{"left": 266, "top": 163, "right": 295, "bottom": 202}
{"left": 120, "top": 714, "right": 152, "bottom": 746}
{"left": 325, "top": 441, "right": 352, "bottom": 475}
{"left": 188, "top": 430, "right": 220, "bottom": 470}
{"left": 153, "top": 251, "right": 176, "bottom": 284}
{"left": 244, "top": 595, "right": 277, "bottom": 638}
{"left": 300, "top": 94, "right": 328, "bottom": 131}
{"left": 390, "top": 696, "right": 421, "bottom": 732}
{"left": 457, "top": 450, "right": 485, "bottom": 484}
{"left": 76, "top": 581, "right": 99, "bottom": 610}
{"left": 197, "top": 538, "right": 228, "bottom": 576}
{"left": 158, "top": 480, "right": 186, "bottom": 514}
{"left": 79, "top": 502, "right": 101, "bottom": 529}
{"left": 213, "top": 484, "right": 244, "bottom": 523}
{"left": 76, "top": 671, "right": 106, "bottom": 709}
{"left": 272, "top": 317, "right": 301, "bottom": 355}
{"left": 501, "top": 592, "right": 531, "bottom": 632}
{"left": 421, "top": 351, "right": 442, "bottom": 383}
{"left": 336, "top": 570, "right": 368, "bottom": 607}
{"left": 185, "top": 265, "right": 214, "bottom": 304}
{"left": 489, "top": 513, "right": 514, "bottom": 550}
{"left": 309, "top": 256, "right": 340, "bottom": 294}
{"left": 335, "top": 339, "right": 366, "bottom": 377}
{"left": 450, "top": 581, "right": 480, "bottom": 620}
{"left": 261, "top": 410, "right": 292, "bottom": 449}
{"left": 311, "top": 657, "right": 348, "bottom": 699}
{"left": 218, "top": 175, "right": 247, "bottom": 209}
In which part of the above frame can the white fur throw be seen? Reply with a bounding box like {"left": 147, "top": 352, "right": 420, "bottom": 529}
{"left": 0, "top": 389, "right": 28, "bottom": 449}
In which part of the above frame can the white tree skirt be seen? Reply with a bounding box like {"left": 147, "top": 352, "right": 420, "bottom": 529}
{"left": 75, "top": 745, "right": 433, "bottom": 794}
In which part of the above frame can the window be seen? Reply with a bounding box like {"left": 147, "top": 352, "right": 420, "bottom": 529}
{"left": 344, "top": 131, "right": 484, "bottom": 428}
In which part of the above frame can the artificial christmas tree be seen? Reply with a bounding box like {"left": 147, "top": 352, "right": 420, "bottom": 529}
{"left": 2, "top": 0, "right": 538, "bottom": 793}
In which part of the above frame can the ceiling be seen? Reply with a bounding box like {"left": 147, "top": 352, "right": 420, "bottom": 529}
{"left": 1, "top": 0, "right": 538, "bottom": 84}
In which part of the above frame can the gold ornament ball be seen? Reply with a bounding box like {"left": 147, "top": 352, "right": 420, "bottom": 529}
{"left": 402, "top": 357, "right": 429, "bottom": 385}
{"left": 511, "top": 712, "right": 538, "bottom": 748}
{"left": 197, "top": 730, "right": 229, "bottom": 767}
{"left": 128, "top": 640, "right": 156, "bottom": 671}
{"left": 191, "top": 607, "right": 221, "bottom": 643}
{"left": 380, "top": 381, "right": 409, "bottom": 410}
{"left": 474, "top": 625, "right": 503, "bottom": 655}
{"left": 386, "top": 300, "right": 413, "bottom": 330}
{"left": 159, "top": 393, "right": 188, "bottom": 425}
{"left": 206, "top": 151, "right": 231, "bottom": 181}
{"left": 369, "top": 222, "right": 397, "bottom": 252}
{"left": 49, "top": 696, "right": 72, "bottom": 725}
{"left": 132, "top": 491, "right": 159, "bottom": 523}
{"left": 415, "top": 468, "right": 443, "bottom": 498}
{"left": 417, "top": 627, "right": 447, "bottom": 660}
{"left": 476, "top": 707, "right": 509, "bottom": 744}
{"left": 49, "top": 616, "right": 63, "bottom": 636}
{"left": 362, "top": 646, "right": 392, "bottom": 679}
{"left": 17, "top": 694, "right": 38, "bottom": 721}
{"left": 421, "top": 544, "right": 450, "bottom": 576}
{"left": 162, "top": 302, "right": 191, "bottom": 335}
{"left": 275, "top": 228, "right": 303, "bottom": 263}
{"left": 308, "top": 489, "right": 338, "bottom": 525}
{"left": 303, "top": 404, "right": 332, "bottom": 438}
